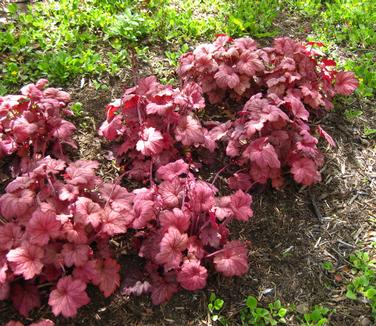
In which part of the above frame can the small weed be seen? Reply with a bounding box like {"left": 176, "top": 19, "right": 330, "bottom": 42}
{"left": 240, "top": 296, "right": 288, "bottom": 325}
{"left": 363, "top": 128, "right": 376, "bottom": 138}
{"left": 300, "top": 306, "right": 331, "bottom": 326}
{"left": 322, "top": 261, "right": 335, "bottom": 272}
{"left": 346, "top": 251, "right": 376, "bottom": 319}
{"left": 344, "top": 109, "right": 363, "bottom": 121}
{"left": 70, "top": 102, "right": 83, "bottom": 117}
{"left": 208, "top": 293, "right": 228, "bottom": 325}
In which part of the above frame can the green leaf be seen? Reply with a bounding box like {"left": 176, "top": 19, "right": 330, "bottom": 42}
{"left": 246, "top": 296, "right": 258, "bottom": 310}
{"left": 7, "top": 3, "right": 18, "bottom": 15}
{"left": 344, "top": 109, "right": 363, "bottom": 120}
{"left": 322, "top": 261, "right": 334, "bottom": 271}
{"left": 346, "top": 289, "right": 357, "bottom": 300}
{"left": 278, "top": 308, "right": 287, "bottom": 317}
{"left": 317, "top": 318, "right": 329, "bottom": 326}
{"left": 214, "top": 298, "right": 224, "bottom": 310}
{"left": 364, "top": 128, "right": 376, "bottom": 138}
{"left": 365, "top": 287, "right": 376, "bottom": 299}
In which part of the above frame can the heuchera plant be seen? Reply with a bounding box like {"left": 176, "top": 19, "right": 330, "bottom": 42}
{"left": 100, "top": 36, "right": 358, "bottom": 188}
{"left": 0, "top": 157, "right": 252, "bottom": 316}
{"left": 0, "top": 79, "right": 76, "bottom": 171}
{"left": 98, "top": 76, "right": 230, "bottom": 181}
{"left": 120, "top": 159, "right": 252, "bottom": 304}
{"left": 177, "top": 35, "right": 359, "bottom": 187}
{"left": 0, "top": 157, "right": 124, "bottom": 318}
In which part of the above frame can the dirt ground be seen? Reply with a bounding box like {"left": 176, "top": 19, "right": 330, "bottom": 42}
{"left": 0, "top": 5, "right": 375, "bottom": 326}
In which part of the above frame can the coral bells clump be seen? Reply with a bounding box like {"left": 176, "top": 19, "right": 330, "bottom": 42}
{"left": 100, "top": 36, "right": 358, "bottom": 188}
{"left": 98, "top": 76, "right": 228, "bottom": 181}
{"left": 176, "top": 36, "right": 359, "bottom": 187}
{"left": 0, "top": 79, "right": 76, "bottom": 169}
{"left": 121, "top": 160, "right": 252, "bottom": 304}
{"left": 178, "top": 36, "right": 358, "bottom": 108}
{"left": 0, "top": 157, "right": 127, "bottom": 317}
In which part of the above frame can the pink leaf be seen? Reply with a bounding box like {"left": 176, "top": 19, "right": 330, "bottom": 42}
{"left": 213, "top": 241, "right": 249, "bottom": 277}
{"left": 32, "top": 156, "right": 66, "bottom": 175}
{"left": 0, "top": 223, "right": 23, "bottom": 250}
{"left": 57, "top": 183, "right": 79, "bottom": 202}
{"left": 146, "top": 101, "right": 173, "bottom": 116}
{"left": 159, "top": 179, "right": 184, "bottom": 208}
{"left": 7, "top": 244, "right": 44, "bottom": 280}
{"left": 236, "top": 50, "right": 264, "bottom": 76}
{"left": 174, "top": 82, "right": 205, "bottom": 110}
{"left": 187, "top": 236, "right": 206, "bottom": 260}
{"left": 4, "top": 321, "right": 24, "bottom": 326}
{"left": 64, "top": 160, "right": 99, "bottom": 187}
{"left": 200, "top": 224, "right": 221, "bottom": 248}
{"left": 122, "top": 280, "right": 151, "bottom": 296}
{"left": 190, "top": 181, "right": 216, "bottom": 213}
{"left": 156, "top": 227, "right": 188, "bottom": 270}
{"left": 62, "top": 243, "right": 91, "bottom": 267}
{"left": 62, "top": 221, "right": 88, "bottom": 244}
{"left": 284, "top": 95, "right": 309, "bottom": 121}
{"left": 11, "top": 284, "right": 40, "bottom": 316}
{"left": 159, "top": 208, "right": 191, "bottom": 233}
{"left": 291, "top": 158, "right": 321, "bottom": 185}
{"left": 48, "top": 276, "right": 90, "bottom": 317}
{"left": 151, "top": 277, "right": 178, "bottom": 305}
{"left": 230, "top": 190, "right": 253, "bottom": 222}
{"left": 74, "top": 196, "right": 103, "bottom": 227}
{"left": 156, "top": 159, "right": 189, "bottom": 181}
{"left": 177, "top": 260, "right": 207, "bottom": 291}
{"left": 92, "top": 258, "right": 120, "bottom": 297}
{"left": 11, "top": 116, "right": 38, "bottom": 142}
{"left": 101, "top": 207, "right": 130, "bottom": 235}
{"left": 0, "top": 255, "right": 8, "bottom": 284}
{"left": 317, "top": 125, "right": 336, "bottom": 147}
{"left": 228, "top": 173, "right": 252, "bottom": 191}
{"left": 214, "top": 65, "right": 240, "bottom": 89}
{"left": 50, "top": 118, "right": 76, "bottom": 139}
{"left": 30, "top": 320, "right": 55, "bottom": 326}
{"left": 44, "top": 88, "right": 71, "bottom": 103}
{"left": 0, "top": 189, "right": 34, "bottom": 219}
{"left": 73, "top": 259, "right": 98, "bottom": 283}
{"left": 243, "top": 138, "right": 280, "bottom": 169}
{"left": 26, "top": 210, "right": 61, "bottom": 246}
{"left": 136, "top": 127, "right": 165, "bottom": 156}
{"left": 98, "top": 115, "right": 123, "bottom": 141}
{"left": 335, "top": 71, "right": 359, "bottom": 95}
{"left": 131, "top": 200, "right": 155, "bottom": 229}
{"left": 175, "top": 115, "right": 205, "bottom": 146}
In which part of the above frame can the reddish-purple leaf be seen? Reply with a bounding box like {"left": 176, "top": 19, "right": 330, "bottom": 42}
{"left": 213, "top": 241, "right": 249, "bottom": 277}
{"left": 11, "top": 284, "right": 41, "bottom": 316}
{"left": 177, "top": 260, "right": 207, "bottom": 291}
{"left": 156, "top": 227, "right": 188, "bottom": 270}
{"left": 335, "top": 71, "right": 359, "bottom": 95}
{"left": 48, "top": 276, "right": 90, "bottom": 317}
